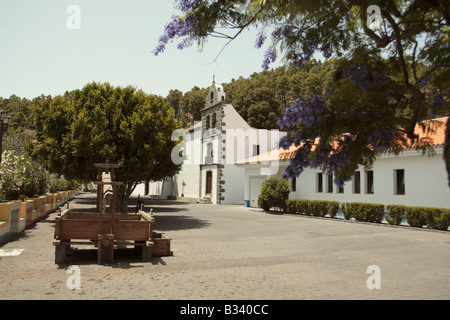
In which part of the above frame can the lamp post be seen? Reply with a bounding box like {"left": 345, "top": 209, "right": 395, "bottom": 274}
{"left": 0, "top": 109, "right": 12, "bottom": 164}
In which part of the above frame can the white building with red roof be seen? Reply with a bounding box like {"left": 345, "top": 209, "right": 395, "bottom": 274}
{"left": 235, "top": 117, "right": 450, "bottom": 209}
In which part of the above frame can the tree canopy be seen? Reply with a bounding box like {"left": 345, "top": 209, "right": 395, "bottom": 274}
{"left": 155, "top": 0, "right": 450, "bottom": 186}
{"left": 30, "top": 82, "right": 181, "bottom": 212}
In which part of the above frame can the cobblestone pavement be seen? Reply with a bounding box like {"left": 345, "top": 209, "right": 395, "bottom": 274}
{"left": 0, "top": 192, "right": 449, "bottom": 301}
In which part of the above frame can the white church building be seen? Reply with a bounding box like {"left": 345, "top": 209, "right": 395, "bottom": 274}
{"left": 134, "top": 81, "right": 283, "bottom": 204}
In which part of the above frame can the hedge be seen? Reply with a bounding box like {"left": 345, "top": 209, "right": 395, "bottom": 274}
{"left": 426, "top": 208, "right": 450, "bottom": 231}
{"left": 404, "top": 206, "right": 429, "bottom": 228}
{"left": 285, "top": 199, "right": 340, "bottom": 217}
{"left": 266, "top": 197, "right": 449, "bottom": 231}
{"left": 296, "top": 199, "right": 311, "bottom": 215}
{"left": 326, "top": 201, "right": 340, "bottom": 218}
{"left": 385, "top": 205, "right": 406, "bottom": 226}
{"left": 342, "top": 202, "right": 385, "bottom": 223}
{"left": 404, "top": 206, "right": 450, "bottom": 230}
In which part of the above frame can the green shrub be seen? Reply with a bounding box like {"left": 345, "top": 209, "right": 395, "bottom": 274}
{"left": 326, "top": 201, "right": 340, "bottom": 218}
{"left": 258, "top": 177, "right": 290, "bottom": 211}
{"left": 286, "top": 199, "right": 340, "bottom": 217}
{"left": 405, "top": 206, "right": 428, "bottom": 228}
{"left": 341, "top": 202, "right": 385, "bottom": 223}
{"left": 0, "top": 150, "right": 48, "bottom": 201}
{"left": 295, "top": 199, "right": 310, "bottom": 215}
{"left": 425, "top": 208, "right": 450, "bottom": 231}
{"left": 309, "top": 200, "right": 329, "bottom": 217}
{"left": 285, "top": 199, "right": 297, "bottom": 214}
{"left": 385, "top": 205, "right": 406, "bottom": 225}
{"left": 257, "top": 194, "right": 270, "bottom": 211}
{"left": 341, "top": 203, "right": 352, "bottom": 220}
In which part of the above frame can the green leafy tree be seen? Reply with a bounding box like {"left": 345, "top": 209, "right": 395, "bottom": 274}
{"left": 155, "top": 0, "right": 450, "bottom": 187}
{"left": 181, "top": 86, "right": 208, "bottom": 123}
{"left": 166, "top": 89, "right": 184, "bottom": 119}
{"left": 247, "top": 101, "right": 279, "bottom": 129}
{"left": 224, "top": 71, "right": 281, "bottom": 128}
{"left": 31, "top": 82, "right": 182, "bottom": 213}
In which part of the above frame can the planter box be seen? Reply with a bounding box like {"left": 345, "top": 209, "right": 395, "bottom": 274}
{"left": 45, "top": 194, "right": 54, "bottom": 214}
{"left": 51, "top": 193, "right": 57, "bottom": 207}
{"left": 57, "top": 192, "right": 64, "bottom": 207}
{"left": 0, "top": 201, "right": 21, "bottom": 245}
{"left": 31, "top": 196, "right": 46, "bottom": 222}
{"left": 37, "top": 196, "right": 47, "bottom": 219}
{"left": 21, "top": 200, "right": 34, "bottom": 228}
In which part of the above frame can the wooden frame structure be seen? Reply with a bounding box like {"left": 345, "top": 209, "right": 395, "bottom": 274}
{"left": 54, "top": 163, "right": 172, "bottom": 265}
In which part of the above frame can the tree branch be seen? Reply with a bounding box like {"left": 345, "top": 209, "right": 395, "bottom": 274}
{"left": 205, "top": 2, "right": 269, "bottom": 65}
{"left": 359, "top": 6, "right": 391, "bottom": 48}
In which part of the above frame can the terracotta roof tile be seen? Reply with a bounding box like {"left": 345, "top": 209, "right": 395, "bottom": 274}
{"left": 235, "top": 117, "right": 448, "bottom": 165}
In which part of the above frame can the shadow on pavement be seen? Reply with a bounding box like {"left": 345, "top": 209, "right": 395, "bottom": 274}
{"left": 153, "top": 214, "right": 211, "bottom": 231}
{"left": 68, "top": 193, "right": 210, "bottom": 232}
{"left": 56, "top": 247, "right": 170, "bottom": 268}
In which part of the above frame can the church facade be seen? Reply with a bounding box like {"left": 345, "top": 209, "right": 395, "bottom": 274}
{"left": 134, "top": 81, "right": 283, "bottom": 204}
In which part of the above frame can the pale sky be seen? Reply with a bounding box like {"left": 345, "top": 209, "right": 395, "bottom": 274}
{"left": 0, "top": 1, "right": 278, "bottom": 99}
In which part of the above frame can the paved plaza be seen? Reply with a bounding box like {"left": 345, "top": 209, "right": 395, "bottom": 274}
{"left": 0, "top": 192, "right": 449, "bottom": 301}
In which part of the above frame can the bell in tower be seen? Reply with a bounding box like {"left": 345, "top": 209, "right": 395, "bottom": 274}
{"left": 205, "top": 77, "right": 226, "bottom": 109}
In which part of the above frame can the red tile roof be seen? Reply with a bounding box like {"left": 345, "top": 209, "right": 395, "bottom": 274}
{"left": 235, "top": 117, "right": 448, "bottom": 165}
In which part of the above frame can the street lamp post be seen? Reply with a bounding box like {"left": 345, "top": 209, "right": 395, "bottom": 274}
{"left": 0, "top": 109, "right": 12, "bottom": 164}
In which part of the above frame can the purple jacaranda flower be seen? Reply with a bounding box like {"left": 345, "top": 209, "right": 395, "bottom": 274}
{"left": 262, "top": 47, "right": 277, "bottom": 70}
{"left": 432, "top": 93, "right": 445, "bottom": 107}
{"left": 341, "top": 64, "right": 390, "bottom": 92}
{"left": 153, "top": 14, "right": 199, "bottom": 56}
{"left": 177, "top": 0, "right": 201, "bottom": 12}
{"left": 368, "top": 128, "right": 396, "bottom": 152}
{"left": 255, "top": 31, "right": 266, "bottom": 49}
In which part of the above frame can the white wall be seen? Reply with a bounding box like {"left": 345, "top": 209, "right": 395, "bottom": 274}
{"left": 291, "top": 150, "right": 450, "bottom": 209}
{"left": 175, "top": 162, "right": 201, "bottom": 199}
{"left": 243, "top": 165, "right": 285, "bottom": 207}
{"left": 221, "top": 164, "right": 247, "bottom": 205}
{"left": 243, "top": 148, "right": 450, "bottom": 209}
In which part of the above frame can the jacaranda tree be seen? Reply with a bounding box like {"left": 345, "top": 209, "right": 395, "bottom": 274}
{"left": 154, "top": 0, "right": 450, "bottom": 187}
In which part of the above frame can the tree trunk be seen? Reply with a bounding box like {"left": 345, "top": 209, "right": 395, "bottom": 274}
{"left": 115, "top": 181, "right": 138, "bottom": 214}
{"left": 116, "top": 192, "right": 129, "bottom": 214}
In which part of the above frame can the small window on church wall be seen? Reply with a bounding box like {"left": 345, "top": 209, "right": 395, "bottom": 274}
{"left": 395, "top": 169, "right": 405, "bottom": 195}
{"left": 327, "top": 174, "right": 333, "bottom": 193}
{"left": 366, "top": 170, "right": 374, "bottom": 194}
{"left": 210, "top": 91, "right": 214, "bottom": 102}
{"left": 212, "top": 113, "right": 216, "bottom": 128}
{"left": 317, "top": 173, "right": 323, "bottom": 193}
{"left": 206, "top": 115, "right": 210, "bottom": 130}
{"left": 353, "top": 171, "right": 361, "bottom": 194}
{"left": 207, "top": 143, "right": 213, "bottom": 157}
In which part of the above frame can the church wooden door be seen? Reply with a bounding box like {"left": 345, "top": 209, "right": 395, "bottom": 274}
{"left": 206, "top": 171, "right": 212, "bottom": 195}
